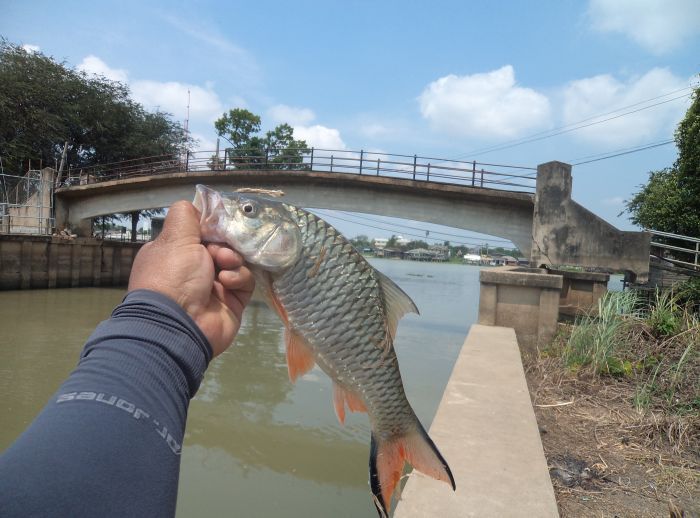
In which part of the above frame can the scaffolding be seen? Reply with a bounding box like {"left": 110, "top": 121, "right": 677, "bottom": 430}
{"left": 0, "top": 169, "right": 55, "bottom": 234}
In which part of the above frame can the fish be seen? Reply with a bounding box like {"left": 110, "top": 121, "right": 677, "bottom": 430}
{"left": 193, "top": 184, "right": 455, "bottom": 516}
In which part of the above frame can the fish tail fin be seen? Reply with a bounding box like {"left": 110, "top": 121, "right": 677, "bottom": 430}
{"left": 369, "top": 424, "right": 455, "bottom": 517}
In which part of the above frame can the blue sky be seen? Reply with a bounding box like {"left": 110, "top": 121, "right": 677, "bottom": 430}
{"left": 3, "top": 0, "right": 699, "bottom": 249}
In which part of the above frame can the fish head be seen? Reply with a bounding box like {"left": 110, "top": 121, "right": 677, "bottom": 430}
{"left": 193, "top": 184, "right": 302, "bottom": 270}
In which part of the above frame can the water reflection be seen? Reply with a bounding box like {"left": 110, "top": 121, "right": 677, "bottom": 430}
{"left": 0, "top": 261, "right": 480, "bottom": 517}
{"left": 186, "top": 302, "right": 370, "bottom": 487}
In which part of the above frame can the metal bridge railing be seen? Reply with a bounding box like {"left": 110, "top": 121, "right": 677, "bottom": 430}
{"left": 648, "top": 229, "right": 700, "bottom": 270}
{"left": 60, "top": 147, "right": 538, "bottom": 193}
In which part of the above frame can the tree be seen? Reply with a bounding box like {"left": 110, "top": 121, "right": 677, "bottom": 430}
{"left": 624, "top": 83, "right": 700, "bottom": 237}
{"left": 263, "top": 123, "right": 308, "bottom": 170}
{"left": 675, "top": 86, "right": 700, "bottom": 213}
{"left": 214, "top": 108, "right": 261, "bottom": 149}
{"left": 214, "top": 109, "right": 308, "bottom": 170}
{"left": 0, "top": 40, "right": 189, "bottom": 175}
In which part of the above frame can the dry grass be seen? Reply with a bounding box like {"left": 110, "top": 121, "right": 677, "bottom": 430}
{"left": 526, "top": 338, "right": 699, "bottom": 516}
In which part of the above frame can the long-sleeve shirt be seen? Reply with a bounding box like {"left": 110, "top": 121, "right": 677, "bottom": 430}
{"left": 0, "top": 289, "right": 212, "bottom": 517}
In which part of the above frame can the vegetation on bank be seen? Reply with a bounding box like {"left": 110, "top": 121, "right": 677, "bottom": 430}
{"left": 545, "top": 281, "right": 699, "bottom": 449}
{"left": 623, "top": 83, "right": 700, "bottom": 237}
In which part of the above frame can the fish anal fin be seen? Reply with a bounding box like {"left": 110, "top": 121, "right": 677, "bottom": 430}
{"left": 285, "top": 329, "right": 315, "bottom": 383}
{"left": 369, "top": 426, "right": 455, "bottom": 517}
{"left": 332, "top": 383, "right": 367, "bottom": 425}
{"left": 376, "top": 271, "right": 419, "bottom": 342}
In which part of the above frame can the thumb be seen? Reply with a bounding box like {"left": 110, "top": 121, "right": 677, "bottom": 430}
{"left": 159, "top": 201, "right": 202, "bottom": 245}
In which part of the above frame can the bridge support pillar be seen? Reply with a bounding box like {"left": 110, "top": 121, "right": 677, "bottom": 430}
{"left": 530, "top": 161, "right": 650, "bottom": 281}
{"left": 54, "top": 197, "right": 92, "bottom": 237}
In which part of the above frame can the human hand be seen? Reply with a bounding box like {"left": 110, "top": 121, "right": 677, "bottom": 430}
{"left": 128, "top": 201, "right": 254, "bottom": 356}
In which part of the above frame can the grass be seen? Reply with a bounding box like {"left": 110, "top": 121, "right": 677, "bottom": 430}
{"left": 549, "top": 288, "right": 699, "bottom": 448}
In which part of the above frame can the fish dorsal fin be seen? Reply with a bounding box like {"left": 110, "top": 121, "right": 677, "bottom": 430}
{"left": 376, "top": 271, "right": 419, "bottom": 341}
{"left": 285, "top": 328, "right": 316, "bottom": 383}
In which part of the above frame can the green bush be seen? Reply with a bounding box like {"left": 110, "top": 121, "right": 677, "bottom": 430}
{"left": 562, "top": 291, "right": 639, "bottom": 375}
{"left": 676, "top": 277, "right": 700, "bottom": 310}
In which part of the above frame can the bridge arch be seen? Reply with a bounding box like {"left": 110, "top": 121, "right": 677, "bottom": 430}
{"left": 55, "top": 170, "right": 535, "bottom": 252}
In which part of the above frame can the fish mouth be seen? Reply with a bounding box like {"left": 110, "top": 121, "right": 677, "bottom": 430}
{"left": 193, "top": 185, "right": 226, "bottom": 240}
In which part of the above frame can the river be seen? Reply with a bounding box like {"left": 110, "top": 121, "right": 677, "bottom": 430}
{"left": 0, "top": 259, "right": 479, "bottom": 517}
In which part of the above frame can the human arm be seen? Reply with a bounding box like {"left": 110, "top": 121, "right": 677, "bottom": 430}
{"left": 0, "top": 202, "right": 253, "bottom": 517}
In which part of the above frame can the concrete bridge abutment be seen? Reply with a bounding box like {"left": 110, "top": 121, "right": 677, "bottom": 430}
{"left": 530, "top": 161, "right": 650, "bottom": 282}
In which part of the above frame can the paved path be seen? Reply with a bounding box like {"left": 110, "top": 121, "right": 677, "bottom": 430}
{"left": 394, "top": 324, "right": 559, "bottom": 517}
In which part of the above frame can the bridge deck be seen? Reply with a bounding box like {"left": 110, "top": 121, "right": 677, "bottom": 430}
{"left": 394, "top": 324, "right": 558, "bottom": 517}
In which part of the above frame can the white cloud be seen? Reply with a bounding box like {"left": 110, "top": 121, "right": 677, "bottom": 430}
{"left": 77, "top": 55, "right": 128, "bottom": 83}
{"left": 265, "top": 104, "right": 346, "bottom": 149}
{"left": 588, "top": 0, "right": 700, "bottom": 54}
{"left": 268, "top": 104, "right": 316, "bottom": 126}
{"left": 189, "top": 133, "right": 218, "bottom": 152}
{"left": 130, "top": 80, "right": 223, "bottom": 122}
{"left": 562, "top": 68, "right": 690, "bottom": 145}
{"left": 293, "top": 125, "right": 346, "bottom": 150}
{"left": 418, "top": 65, "right": 551, "bottom": 139}
{"left": 22, "top": 44, "right": 40, "bottom": 54}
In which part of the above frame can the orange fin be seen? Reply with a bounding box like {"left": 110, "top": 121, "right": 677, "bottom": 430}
{"left": 285, "top": 328, "right": 315, "bottom": 383}
{"left": 369, "top": 425, "right": 455, "bottom": 517}
{"left": 332, "top": 383, "right": 367, "bottom": 425}
{"left": 266, "top": 285, "right": 289, "bottom": 326}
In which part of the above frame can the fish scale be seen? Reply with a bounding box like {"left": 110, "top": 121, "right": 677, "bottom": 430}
{"left": 272, "top": 206, "right": 415, "bottom": 435}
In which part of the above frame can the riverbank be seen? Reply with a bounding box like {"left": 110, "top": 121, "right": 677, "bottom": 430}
{"left": 525, "top": 291, "right": 699, "bottom": 517}
{"left": 0, "top": 234, "right": 143, "bottom": 290}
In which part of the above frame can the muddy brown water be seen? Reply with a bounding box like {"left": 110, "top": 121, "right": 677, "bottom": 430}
{"left": 0, "top": 259, "right": 482, "bottom": 517}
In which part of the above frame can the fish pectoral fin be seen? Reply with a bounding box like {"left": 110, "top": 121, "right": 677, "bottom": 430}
{"left": 332, "top": 383, "right": 367, "bottom": 425}
{"left": 369, "top": 425, "right": 455, "bottom": 517}
{"left": 285, "top": 328, "right": 315, "bottom": 383}
{"left": 376, "top": 271, "right": 419, "bottom": 342}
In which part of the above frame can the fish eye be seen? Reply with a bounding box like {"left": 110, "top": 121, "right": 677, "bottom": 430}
{"left": 241, "top": 201, "right": 258, "bottom": 217}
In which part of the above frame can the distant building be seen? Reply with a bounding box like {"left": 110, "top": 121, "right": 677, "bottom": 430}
{"left": 463, "top": 253, "right": 481, "bottom": 265}
{"left": 375, "top": 247, "right": 402, "bottom": 258}
{"left": 373, "top": 237, "right": 388, "bottom": 249}
{"left": 405, "top": 246, "right": 448, "bottom": 262}
{"left": 490, "top": 255, "right": 518, "bottom": 266}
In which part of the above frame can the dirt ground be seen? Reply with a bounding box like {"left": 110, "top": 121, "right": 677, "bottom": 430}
{"left": 525, "top": 358, "right": 699, "bottom": 517}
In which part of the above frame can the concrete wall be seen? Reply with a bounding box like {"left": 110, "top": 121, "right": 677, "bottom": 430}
{"left": 1, "top": 168, "right": 55, "bottom": 234}
{"left": 551, "top": 268, "right": 609, "bottom": 317}
{"left": 478, "top": 267, "right": 563, "bottom": 356}
{"left": 530, "top": 161, "right": 650, "bottom": 281}
{"left": 394, "top": 325, "right": 559, "bottom": 518}
{"left": 0, "top": 235, "right": 141, "bottom": 290}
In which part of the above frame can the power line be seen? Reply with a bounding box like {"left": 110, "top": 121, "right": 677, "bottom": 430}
{"left": 332, "top": 210, "right": 514, "bottom": 243}
{"left": 445, "top": 84, "right": 695, "bottom": 161}
{"left": 466, "top": 94, "right": 689, "bottom": 158}
{"left": 311, "top": 209, "right": 516, "bottom": 249}
{"left": 572, "top": 139, "right": 675, "bottom": 166}
{"left": 568, "top": 138, "right": 674, "bottom": 162}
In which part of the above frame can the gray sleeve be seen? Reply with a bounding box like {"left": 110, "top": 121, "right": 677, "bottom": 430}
{"left": 0, "top": 289, "right": 212, "bottom": 518}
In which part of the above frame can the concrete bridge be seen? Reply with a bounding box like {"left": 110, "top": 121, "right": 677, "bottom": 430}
{"left": 54, "top": 160, "right": 651, "bottom": 279}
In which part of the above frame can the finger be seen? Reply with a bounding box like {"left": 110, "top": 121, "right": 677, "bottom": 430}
{"left": 218, "top": 265, "right": 254, "bottom": 294}
{"left": 159, "top": 201, "right": 201, "bottom": 245}
{"left": 213, "top": 279, "right": 244, "bottom": 320}
{"left": 206, "top": 243, "right": 244, "bottom": 270}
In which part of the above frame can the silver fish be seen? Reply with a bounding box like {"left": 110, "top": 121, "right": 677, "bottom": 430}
{"left": 193, "top": 185, "right": 455, "bottom": 516}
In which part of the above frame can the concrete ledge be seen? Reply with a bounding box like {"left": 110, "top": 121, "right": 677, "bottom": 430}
{"left": 394, "top": 324, "right": 558, "bottom": 518}
{"left": 480, "top": 267, "right": 563, "bottom": 289}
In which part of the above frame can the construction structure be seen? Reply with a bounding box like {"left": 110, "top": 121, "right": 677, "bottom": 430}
{"left": 0, "top": 168, "right": 55, "bottom": 235}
